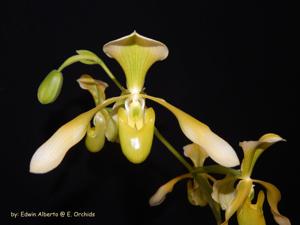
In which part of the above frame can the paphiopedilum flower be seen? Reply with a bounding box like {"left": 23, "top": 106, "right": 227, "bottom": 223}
{"left": 211, "top": 133, "right": 291, "bottom": 225}
{"left": 30, "top": 32, "right": 239, "bottom": 174}
{"left": 103, "top": 32, "right": 239, "bottom": 167}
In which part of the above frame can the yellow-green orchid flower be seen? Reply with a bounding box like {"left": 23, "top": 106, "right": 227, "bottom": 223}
{"left": 103, "top": 32, "right": 239, "bottom": 167}
{"left": 211, "top": 133, "right": 291, "bottom": 225}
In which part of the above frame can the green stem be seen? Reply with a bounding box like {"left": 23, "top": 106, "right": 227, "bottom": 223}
{"left": 192, "top": 165, "right": 241, "bottom": 177}
{"left": 57, "top": 54, "right": 125, "bottom": 91}
{"left": 95, "top": 58, "right": 124, "bottom": 91}
{"left": 154, "top": 128, "right": 193, "bottom": 172}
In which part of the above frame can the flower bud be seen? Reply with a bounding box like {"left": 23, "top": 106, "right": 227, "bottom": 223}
{"left": 37, "top": 70, "right": 63, "bottom": 104}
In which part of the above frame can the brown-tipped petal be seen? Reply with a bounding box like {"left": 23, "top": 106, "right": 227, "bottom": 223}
{"left": 254, "top": 180, "right": 291, "bottom": 225}
{"left": 149, "top": 174, "right": 192, "bottom": 206}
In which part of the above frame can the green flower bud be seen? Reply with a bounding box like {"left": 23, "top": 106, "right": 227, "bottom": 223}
{"left": 37, "top": 70, "right": 63, "bottom": 104}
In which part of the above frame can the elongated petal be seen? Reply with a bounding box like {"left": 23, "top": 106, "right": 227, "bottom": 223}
{"left": 149, "top": 174, "right": 192, "bottom": 206}
{"left": 143, "top": 95, "right": 239, "bottom": 167}
{"left": 103, "top": 31, "right": 169, "bottom": 93}
{"left": 222, "top": 179, "right": 253, "bottom": 225}
{"left": 183, "top": 143, "right": 208, "bottom": 167}
{"left": 30, "top": 109, "right": 96, "bottom": 174}
{"left": 118, "top": 107, "right": 155, "bottom": 163}
{"left": 240, "top": 133, "right": 285, "bottom": 177}
{"left": 254, "top": 180, "right": 291, "bottom": 225}
{"left": 237, "top": 190, "right": 266, "bottom": 225}
{"left": 212, "top": 175, "right": 236, "bottom": 210}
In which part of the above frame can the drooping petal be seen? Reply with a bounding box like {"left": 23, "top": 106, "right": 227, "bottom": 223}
{"left": 212, "top": 175, "right": 236, "bottom": 210}
{"left": 30, "top": 95, "right": 130, "bottom": 174}
{"left": 103, "top": 31, "right": 169, "bottom": 93}
{"left": 143, "top": 95, "right": 239, "bottom": 167}
{"left": 30, "top": 109, "right": 96, "bottom": 174}
{"left": 183, "top": 143, "right": 208, "bottom": 167}
{"left": 254, "top": 180, "right": 291, "bottom": 225}
{"left": 240, "top": 133, "right": 285, "bottom": 177}
{"left": 149, "top": 174, "right": 192, "bottom": 206}
{"left": 237, "top": 190, "right": 266, "bottom": 225}
{"left": 118, "top": 107, "right": 155, "bottom": 163}
{"left": 222, "top": 179, "right": 253, "bottom": 225}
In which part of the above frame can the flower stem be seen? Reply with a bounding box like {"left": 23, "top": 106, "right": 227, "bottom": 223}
{"left": 154, "top": 128, "right": 193, "bottom": 172}
{"left": 96, "top": 58, "right": 125, "bottom": 91}
{"left": 192, "top": 165, "right": 241, "bottom": 177}
{"left": 57, "top": 54, "right": 126, "bottom": 91}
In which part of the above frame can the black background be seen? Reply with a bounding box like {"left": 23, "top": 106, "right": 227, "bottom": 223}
{"left": 1, "top": 1, "right": 296, "bottom": 225}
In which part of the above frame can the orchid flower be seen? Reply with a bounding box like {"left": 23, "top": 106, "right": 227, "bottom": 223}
{"left": 149, "top": 133, "right": 290, "bottom": 225}
{"left": 30, "top": 32, "right": 239, "bottom": 174}
{"left": 211, "top": 133, "right": 291, "bottom": 225}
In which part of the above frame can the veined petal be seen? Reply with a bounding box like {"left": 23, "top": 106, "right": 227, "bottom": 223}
{"left": 118, "top": 107, "right": 155, "bottom": 163}
{"left": 30, "top": 109, "right": 96, "bottom": 174}
{"left": 254, "top": 180, "right": 291, "bottom": 225}
{"left": 240, "top": 133, "right": 285, "bottom": 177}
{"left": 143, "top": 95, "right": 239, "bottom": 167}
{"left": 149, "top": 174, "right": 192, "bottom": 206}
{"left": 183, "top": 143, "right": 208, "bottom": 167}
{"left": 103, "top": 31, "right": 169, "bottom": 93}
